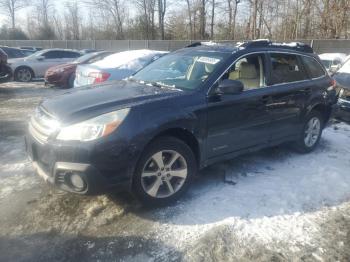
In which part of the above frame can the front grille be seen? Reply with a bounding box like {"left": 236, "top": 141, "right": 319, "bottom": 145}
{"left": 29, "top": 107, "right": 59, "bottom": 143}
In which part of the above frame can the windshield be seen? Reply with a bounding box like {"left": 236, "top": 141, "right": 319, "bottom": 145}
{"left": 27, "top": 50, "right": 46, "bottom": 58}
{"left": 131, "top": 51, "right": 226, "bottom": 90}
{"left": 73, "top": 52, "right": 101, "bottom": 64}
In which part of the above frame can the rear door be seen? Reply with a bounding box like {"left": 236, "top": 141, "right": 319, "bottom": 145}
{"left": 265, "top": 52, "right": 311, "bottom": 141}
{"left": 206, "top": 52, "right": 273, "bottom": 158}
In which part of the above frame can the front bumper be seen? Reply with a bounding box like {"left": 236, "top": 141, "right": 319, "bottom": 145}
{"left": 25, "top": 131, "right": 132, "bottom": 195}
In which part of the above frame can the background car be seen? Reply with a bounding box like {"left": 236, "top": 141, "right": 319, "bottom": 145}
{"left": 19, "top": 46, "right": 43, "bottom": 52}
{"left": 0, "top": 48, "right": 12, "bottom": 83}
{"left": 45, "top": 51, "right": 113, "bottom": 88}
{"left": 74, "top": 49, "right": 168, "bottom": 87}
{"left": 333, "top": 57, "right": 350, "bottom": 122}
{"left": 319, "top": 53, "right": 348, "bottom": 73}
{"left": 0, "top": 46, "right": 27, "bottom": 59}
{"left": 8, "top": 48, "right": 82, "bottom": 82}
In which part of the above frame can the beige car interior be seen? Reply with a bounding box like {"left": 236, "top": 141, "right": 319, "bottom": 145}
{"left": 228, "top": 56, "right": 264, "bottom": 89}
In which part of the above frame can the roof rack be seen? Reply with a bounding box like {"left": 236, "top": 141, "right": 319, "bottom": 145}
{"left": 185, "top": 41, "right": 222, "bottom": 48}
{"left": 238, "top": 39, "right": 314, "bottom": 53}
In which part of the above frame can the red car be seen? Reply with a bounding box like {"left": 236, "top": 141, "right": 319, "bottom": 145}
{"left": 45, "top": 51, "right": 112, "bottom": 88}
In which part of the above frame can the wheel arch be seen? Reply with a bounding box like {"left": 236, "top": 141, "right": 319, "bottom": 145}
{"left": 130, "top": 127, "right": 201, "bottom": 189}
{"left": 309, "top": 103, "right": 332, "bottom": 125}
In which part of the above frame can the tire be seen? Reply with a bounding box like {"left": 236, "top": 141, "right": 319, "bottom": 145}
{"left": 294, "top": 111, "right": 324, "bottom": 153}
{"left": 67, "top": 73, "right": 75, "bottom": 88}
{"left": 133, "top": 136, "right": 197, "bottom": 206}
{"left": 15, "top": 67, "right": 34, "bottom": 82}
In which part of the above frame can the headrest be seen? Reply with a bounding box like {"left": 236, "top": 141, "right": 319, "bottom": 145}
{"left": 239, "top": 62, "right": 258, "bottom": 79}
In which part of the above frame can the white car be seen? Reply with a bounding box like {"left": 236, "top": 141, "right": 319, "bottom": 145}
{"left": 8, "top": 49, "right": 81, "bottom": 82}
{"left": 74, "top": 49, "right": 168, "bottom": 87}
{"left": 319, "top": 53, "right": 348, "bottom": 73}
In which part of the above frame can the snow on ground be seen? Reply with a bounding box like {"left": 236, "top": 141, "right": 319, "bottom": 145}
{"left": 1, "top": 81, "right": 350, "bottom": 261}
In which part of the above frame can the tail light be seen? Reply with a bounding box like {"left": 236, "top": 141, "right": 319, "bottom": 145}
{"left": 88, "top": 72, "right": 110, "bottom": 84}
{"left": 327, "top": 78, "right": 337, "bottom": 91}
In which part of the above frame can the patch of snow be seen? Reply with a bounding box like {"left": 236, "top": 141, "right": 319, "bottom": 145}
{"left": 93, "top": 49, "right": 168, "bottom": 70}
{"left": 149, "top": 122, "right": 350, "bottom": 252}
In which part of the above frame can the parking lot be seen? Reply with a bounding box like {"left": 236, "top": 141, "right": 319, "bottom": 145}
{"left": 1, "top": 81, "right": 350, "bottom": 261}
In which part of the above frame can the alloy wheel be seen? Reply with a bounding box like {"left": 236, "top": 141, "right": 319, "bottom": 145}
{"left": 141, "top": 150, "right": 188, "bottom": 198}
{"left": 17, "top": 68, "right": 32, "bottom": 82}
{"left": 304, "top": 117, "right": 321, "bottom": 147}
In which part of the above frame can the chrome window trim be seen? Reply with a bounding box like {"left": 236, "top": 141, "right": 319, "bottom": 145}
{"left": 208, "top": 50, "right": 328, "bottom": 95}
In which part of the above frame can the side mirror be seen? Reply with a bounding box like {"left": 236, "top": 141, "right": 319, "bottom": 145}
{"left": 216, "top": 79, "right": 244, "bottom": 95}
{"left": 36, "top": 56, "right": 45, "bottom": 61}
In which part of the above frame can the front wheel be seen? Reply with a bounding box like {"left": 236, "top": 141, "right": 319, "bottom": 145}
{"left": 15, "top": 67, "right": 33, "bottom": 82}
{"left": 295, "top": 111, "right": 324, "bottom": 153}
{"left": 133, "top": 136, "right": 197, "bottom": 206}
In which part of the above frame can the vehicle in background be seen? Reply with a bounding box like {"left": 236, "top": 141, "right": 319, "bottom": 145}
{"left": 74, "top": 49, "right": 168, "bottom": 87}
{"left": 333, "top": 57, "right": 350, "bottom": 122}
{"left": 26, "top": 40, "right": 337, "bottom": 205}
{"left": 81, "top": 49, "right": 98, "bottom": 54}
{"left": 8, "top": 49, "right": 82, "bottom": 82}
{"left": 0, "top": 48, "right": 12, "bottom": 83}
{"left": 19, "top": 49, "right": 37, "bottom": 57}
{"left": 19, "top": 46, "right": 43, "bottom": 52}
{"left": 0, "top": 46, "right": 27, "bottom": 59}
{"left": 45, "top": 51, "right": 113, "bottom": 88}
{"left": 319, "top": 53, "right": 347, "bottom": 73}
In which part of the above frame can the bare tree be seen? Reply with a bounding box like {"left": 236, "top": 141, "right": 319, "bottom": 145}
{"left": 185, "top": 0, "right": 193, "bottom": 39}
{"left": 158, "top": 0, "right": 166, "bottom": 39}
{"left": 85, "top": 0, "right": 125, "bottom": 39}
{"left": 0, "top": 0, "right": 27, "bottom": 29}
{"left": 227, "top": 0, "right": 241, "bottom": 39}
{"left": 64, "top": 1, "right": 81, "bottom": 39}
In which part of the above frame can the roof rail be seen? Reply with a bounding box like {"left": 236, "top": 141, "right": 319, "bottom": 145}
{"left": 238, "top": 39, "right": 314, "bottom": 53}
{"left": 185, "top": 41, "right": 222, "bottom": 48}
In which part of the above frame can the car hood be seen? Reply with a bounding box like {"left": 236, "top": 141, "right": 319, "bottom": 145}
{"left": 40, "top": 80, "right": 181, "bottom": 124}
{"left": 8, "top": 57, "right": 26, "bottom": 63}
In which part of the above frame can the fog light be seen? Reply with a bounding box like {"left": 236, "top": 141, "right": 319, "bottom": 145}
{"left": 69, "top": 173, "right": 86, "bottom": 191}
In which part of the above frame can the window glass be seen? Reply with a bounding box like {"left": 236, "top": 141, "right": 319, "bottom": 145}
{"left": 43, "top": 51, "right": 60, "bottom": 59}
{"left": 301, "top": 56, "right": 325, "bottom": 78}
{"left": 221, "top": 53, "right": 265, "bottom": 90}
{"left": 62, "top": 51, "right": 80, "bottom": 58}
{"left": 270, "top": 53, "right": 307, "bottom": 84}
{"left": 132, "top": 51, "right": 226, "bottom": 90}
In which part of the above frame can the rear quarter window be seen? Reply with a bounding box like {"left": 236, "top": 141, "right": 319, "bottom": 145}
{"left": 300, "top": 56, "right": 326, "bottom": 79}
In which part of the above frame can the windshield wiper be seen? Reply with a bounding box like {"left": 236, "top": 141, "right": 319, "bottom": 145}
{"left": 149, "top": 81, "right": 183, "bottom": 91}
{"left": 128, "top": 78, "right": 183, "bottom": 91}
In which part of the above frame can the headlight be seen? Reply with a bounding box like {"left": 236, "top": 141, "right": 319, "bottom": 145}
{"left": 56, "top": 108, "right": 130, "bottom": 141}
{"left": 339, "top": 88, "right": 344, "bottom": 97}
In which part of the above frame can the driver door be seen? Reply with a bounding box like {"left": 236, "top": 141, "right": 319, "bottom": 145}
{"left": 34, "top": 51, "right": 63, "bottom": 77}
{"left": 206, "top": 52, "right": 273, "bottom": 158}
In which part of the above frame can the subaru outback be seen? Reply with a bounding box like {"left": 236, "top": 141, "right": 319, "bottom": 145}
{"left": 25, "top": 40, "right": 337, "bottom": 205}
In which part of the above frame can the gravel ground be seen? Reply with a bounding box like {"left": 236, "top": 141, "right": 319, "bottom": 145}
{"left": 1, "top": 81, "right": 350, "bottom": 262}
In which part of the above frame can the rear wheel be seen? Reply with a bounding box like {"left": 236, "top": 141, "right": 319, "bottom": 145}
{"left": 295, "top": 111, "right": 324, "bottom": 153}
{"left": 15, "top": 67, "right": 33, "bottom": 82}
{"left": 133, "top": 136, "right": 196, "bottom": 205}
